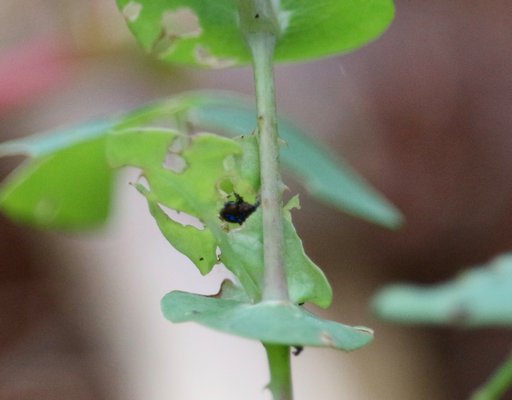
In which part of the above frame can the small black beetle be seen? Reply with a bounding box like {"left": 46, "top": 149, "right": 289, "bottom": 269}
{"left": 219, "top": 193, "right": 259, "bottom": 225}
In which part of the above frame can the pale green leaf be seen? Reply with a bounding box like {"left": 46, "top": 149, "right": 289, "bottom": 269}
{"left": 373, "top": 254, "right": 512, "bottom": 327}
{"left": 162, "top": 290, "right": 373, "bottom": 351}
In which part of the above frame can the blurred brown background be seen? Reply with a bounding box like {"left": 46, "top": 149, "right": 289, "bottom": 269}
{"left": 1, "top": 1, "right": 512, "bottom": 399}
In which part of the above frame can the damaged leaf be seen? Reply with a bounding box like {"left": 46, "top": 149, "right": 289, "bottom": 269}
{"left": 116, "top": 0, "right": 395, "bottom": 67}
{"left": 106, "top": 127, "right": 332, "bottom": 306}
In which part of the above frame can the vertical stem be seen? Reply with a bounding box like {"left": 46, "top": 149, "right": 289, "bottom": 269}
{"left": 238, "top": 2, "right": 293, "bottom": 400}
{"left": 250, "top": 32, "right": 288, "bottom": 302}
{"left": 265, "top": 344, "right": 293, "bottom": 400}
{"left": 239, "top": 0, "right": 289, "bottom": 303}
{"left": 471, "top": 352, "right": 512, "bottom": 400}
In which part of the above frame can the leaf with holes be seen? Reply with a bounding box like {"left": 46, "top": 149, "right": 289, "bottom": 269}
{"left": 113, "top": 91, "right": 403, "bottom": 228}
{"left": 186, "top": 92, "right": 403, "bottom": 228}
{"left": 116, "top": 0, "right": 395, "bottom": 67}
{"left": 106, "top": 127, "right": 332, "bottom": 306}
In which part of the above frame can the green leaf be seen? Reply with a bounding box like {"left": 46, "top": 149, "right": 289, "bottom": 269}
{"left": 187, "top": 93, "right": 403, "bottom": 228}
{"left": 109, "top": 91, "right": 403, "bottom": 228}
{"left": 116, "top": 0, "right": 394, "bottom": 67}
{"left": 107, "top": 127, "right": 179, "bottom": 169}
{"left": 0, "top": 137, "right": 114, "bottom": 229}
{"left": 106, "top": 127, "right": 332, "bottom": 306}
{"left": 0, "top": 120, "right": 117, "bottom": 229}
{"left": 373, "top": 254, "right": 512, "bottom": 327}
{"left": 136, "top": 184, "right": 218, "bottom": 275}
{"left": 0, "top": 119, "right": 114, "bottom": 158}
{"left": 0, "top": 90, "right": 402, "bottom": 231}
{"left": 162, "top": 290, "right": 373, "bottom": 351}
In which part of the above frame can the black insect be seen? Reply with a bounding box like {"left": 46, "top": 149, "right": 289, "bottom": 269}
{"left": 292, "top": 346, "right": 304, "bottom": 356}
{"left": 219, "top": 193, "right": 259, "bottom": 225}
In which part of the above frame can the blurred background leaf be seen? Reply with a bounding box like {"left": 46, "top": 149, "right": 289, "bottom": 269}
{"left": 0, "top": 120, "right": 116, "bottom": 229}
{"left": 373, "top": 253, "right": 512, "bottom": 327}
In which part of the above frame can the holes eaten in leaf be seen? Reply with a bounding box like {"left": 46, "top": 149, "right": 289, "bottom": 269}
{"left": 122, "top": 1, "right": 142, "bottom": 22}
{"left": 152, "top": 8, "right": 202, "bottom": 57}
{"left": 162, "top": 8, "right": 202, "bottom": 38}
{"left": 194, "top": 45, "right": 237, "bottom": 69}
{"left": 159, "top": 203, "right": 205, "bottom": 230}
{"left": 162, "top": 152, "right": 187, "bottom": 173}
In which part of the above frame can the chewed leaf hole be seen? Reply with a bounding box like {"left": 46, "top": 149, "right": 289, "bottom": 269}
{"left": 122, "top": 1, "right": 142, "bottom": 22}
{"left": 159, "top": 204, "right": 205, "bottom": 230}
{"left": 162, "top": 8, "right": 202, "bottom": 38}
{"left": 195, "top": 45, "right": 237, "bottom": 69}
{"left": 152, "top": 8, "right": 202, "bottom": 57}
{"left": 163, "top": 152, "right": 187, "bottom": 173}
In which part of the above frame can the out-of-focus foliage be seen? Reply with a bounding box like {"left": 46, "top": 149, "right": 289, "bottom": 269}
{"left": 0, "top": 121, "right": 115, "bottom": 229}
{"left": 373, "top": 253, "right": 512, "bottom": 327}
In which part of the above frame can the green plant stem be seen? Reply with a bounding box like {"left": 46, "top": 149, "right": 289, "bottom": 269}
{"left": 252, "top": 32, "right": 288, "bottom": 303}
{"left": 239, "top": 0, "right": 288, "bottom": 303}
{"left": 471, "top": 353, "right": 512, "bottom": 400}
{"left": 239, "top": 2, "right": 292, "bottom": 400}
{"left": 265, "top": 343, "right": 293, "bottom": 400}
